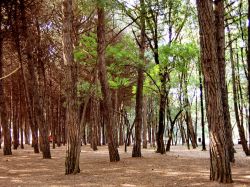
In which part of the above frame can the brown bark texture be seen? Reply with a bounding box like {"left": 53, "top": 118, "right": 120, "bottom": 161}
{"left": 214, "top": 0, "right": 235, "bottom": 161}
{"left": 63, "top": 0, "right": 81, "bottom": 174}
{"left": 0, "top": 4, "right": 12, "bottom": 155}
{"left": 196, "top": 0, "right": 232, "bottom": 183}
{"left": 97, "top": 2, "right": 120, "bottom": 162}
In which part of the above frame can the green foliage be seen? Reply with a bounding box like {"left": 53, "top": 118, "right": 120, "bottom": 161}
{"left": 74, "top": 32, "right": 97, "bottom": 66}
{"left": 106, "top": 35, "right": 140, "bottom": 89}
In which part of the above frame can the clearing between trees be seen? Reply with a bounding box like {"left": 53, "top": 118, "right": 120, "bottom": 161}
{"left": 0, "top": 145, "right": 249, "bottom": 187}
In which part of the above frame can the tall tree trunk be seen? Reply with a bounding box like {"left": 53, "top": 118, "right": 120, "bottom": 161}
{"left": 248, "top": 0, "right": 250, "bottom": 151}
{"left": 132, "top": 0, "right": 146, "bottom": 157}
{"left": 198, "top": 61, "right": 206, "bottom": 151}
{"left": 12, "top": 95, "right": 19, "bottom": 149}
{"left": 152, "top": 116, "right": 156, "bottom": 147}
{"left": 214, "top": 0, "right": 235, "bottom": 162}
{"left": 183, "top": 72, "right": 197, "bottom": 149}
{"left": 18, "top": 0, "right": 39, "bottom": 154}
{"left": 56, "top": 100, "right": 62, "bottom": 147}
{"left": 157, "top": 75, "right": 167, "bottom": 154}
{"left": 0, "top": 5, "right": 12, "bottom": 155}
{"left": 24, "top": 116, "right": 30, "bottom": 145}
{"left": 91, "top": 98, "right": 98, "bottom": 151}
{"left": 34, "top": 18, "right": 51, "bottom": 158}
{"left": 63, "top": 0, "right": 81, "bottom": 174}
{"left": 0, "top": 123, "right": 2, "bottom": 149}
{"left": 196, "top": 0, "right": 232, "bottom": 183}
{"left": 113, "top": 90, "right": 119, "bottom": 147}
{"left": 227, "top": 25, "right": 250, "bottom": 156}
{"left": 19, "top": 0, "right": 50, "bottom": 158}
{"left": 142, "top": 97, "right": 147, "bottom": 149}
{"left": 97, "top": 1, "right": 120, "bottom": 162}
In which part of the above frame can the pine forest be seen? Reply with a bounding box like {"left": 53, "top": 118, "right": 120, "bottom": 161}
{"left": 0, "top": 0, "right": 250, "bottom": 186}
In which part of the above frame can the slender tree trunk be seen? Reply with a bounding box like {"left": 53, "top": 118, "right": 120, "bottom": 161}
{"left": 0, "top": 7, "right": 12, "bottom": 155}
{"left": 247, "top": 0, "right": 250, "bottom": 151}
{"left": 12, "top": 98, "right": 19, "bottom": 149}
{"left": 152, "top": 117, "right": 156, "bottom": 147}
{"left": 142, "top": 97, "right": 147, "bottom": 149}
{"left": 197, "top": 0, "right": 232, "bottom": 183}
{"left": 227, "top": 25, "right": 250, "bottom": 156}
{"left": 132, "top": 0, "right": 146, "bottom": 158}
{"left": 91, "top": 98, "right": 98, "bottom": 151}
{"left": 119, "top": 107, "right": 124, "bottom": 146}
{"left": 195, "top": 94, "right": 198, "bottom": 142}
{"left": 97, "top": 2, "right": 120, "bottom": 162}
{"left": 113, "top": 90, "right": 119, "bottom": 147}
{"left": 183, "top": 72, "right": 197, "bottom": 148}
{"left": 0, "top": 124, "right": 2, "bottom": 149}
{"left": 24, "top": 116, "right": 30, "bottom": 145}
{"left": 19, "top": 0, "right": 40, "bottom": 155}
{"left": 157, "top": 75, "right": 167, "bottom": 154}
{"left": 198, "top": 61, "right": 206, "bottom": 151}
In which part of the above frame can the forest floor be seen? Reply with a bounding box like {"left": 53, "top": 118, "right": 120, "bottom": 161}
{"left": 0, "top": 144, "right": 249, "bottom": 187}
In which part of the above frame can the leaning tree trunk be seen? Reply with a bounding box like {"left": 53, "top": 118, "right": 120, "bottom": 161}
{"left": 196, "top": 0, "right": 232, "bottom": 183}
{"left": 0, "top": 8, "right": 12, "bottom": 155}
{"left": 97, "top": 1, "right": 120, "bottom": 162}
{"left": 214, "top": 0, "right": 235, "bottom": 162}
{"left": 63, "top": 0, "right": 81, "bottom": 174}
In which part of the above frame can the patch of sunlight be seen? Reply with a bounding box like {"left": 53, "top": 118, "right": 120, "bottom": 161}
{"left": 101, "top": 167, "right": 120, "bottom": 171}
{"left": 121, "top": 184, "right": 136, "bottom": 187}
{"left": 0, "top": 176, "right": 8, "bottom": 179}
{"left": 125, "top": 169, "right": 141, "bottom": 174}
{"left": 152, "top": 169, "right": 163, "bottom": 173}
{"left": 191, "top": 183, "right": 205, "bottom": 186}
{"left": 243, "top": 175, "right": 250, "bottom": 179}
{"left": 163, "top": 171, "right": 183, "bottom": 177}
{"left": 0, "top": 166, "right": 8, "bottom": 170}
{"left": 8, "top": 168, "right": 50, "bottom": 173}
{"left": 18, "top": 174, "right": 31, "bottom": 177}
{"left": 11, "top": 179, "right": 23, "bottom": 183}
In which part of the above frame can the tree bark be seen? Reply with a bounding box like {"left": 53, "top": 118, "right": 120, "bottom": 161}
{"left": 97, "top": 2, "right": 120, "bottom": 162}
{"left": 156, "top": 77, "right": 167, "bottom": 154}
{"left": 142, "top": 97, "right": 147, "bottom": 149}
{"left": 248, "top": 0, "right": 250, "bottom": 151}
{"left": 198, "top": 61, "right": 206, "bottom": 151}
{"left": 196, "top": 0, "right": 232, "bottom": 183}
{"left": 227, "top": 24, "right": 250, "bottom": 156}
{"left": 132, "top": 0, "right": 146, "bottom": 157}
{"left": 63, "top": 0, "right": 81, "bottom": 174}
{"left": 214, "top": 0, "right": 235, "bottom": 162}
{"left": 0, "top": 5, "right": 12, "bottom": 155}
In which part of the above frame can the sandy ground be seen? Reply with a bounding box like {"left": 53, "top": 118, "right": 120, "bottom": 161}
{"left": 0, "top": 144, "right": 249, "bottom": 187}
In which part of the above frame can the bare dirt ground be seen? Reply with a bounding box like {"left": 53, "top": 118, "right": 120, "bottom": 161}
{"left": 0, "top": 144, "right": 249, "bottom": 187}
